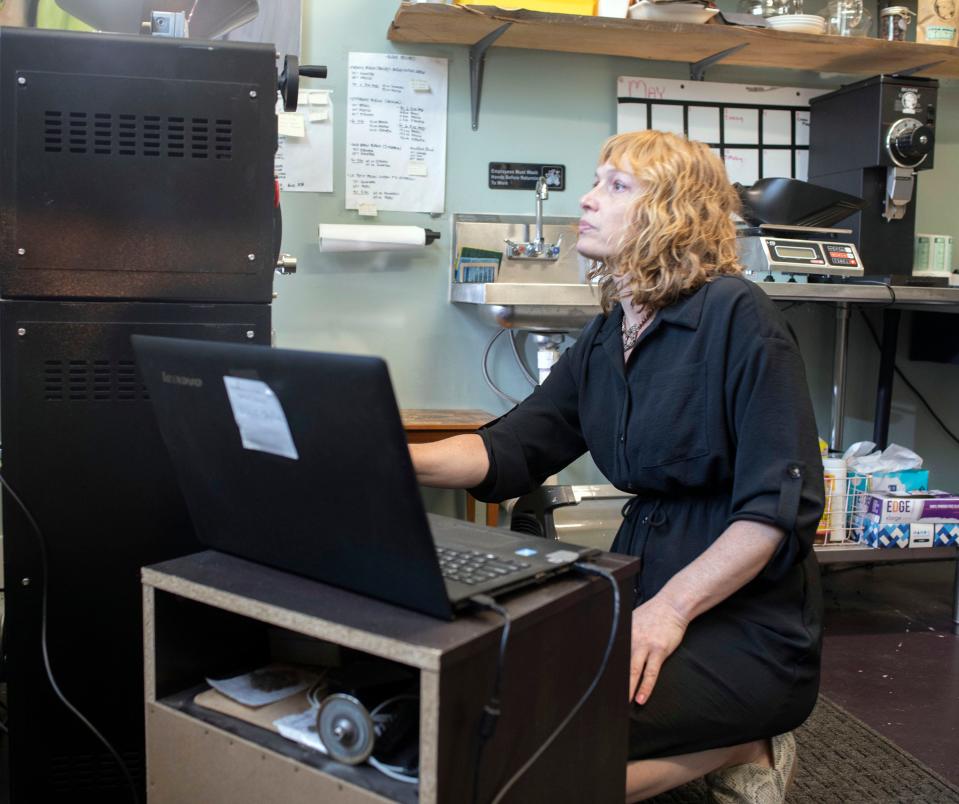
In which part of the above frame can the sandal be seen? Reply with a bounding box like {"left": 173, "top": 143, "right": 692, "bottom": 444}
{"left": 705, "top": 732, "right": 797, "bottom": 804}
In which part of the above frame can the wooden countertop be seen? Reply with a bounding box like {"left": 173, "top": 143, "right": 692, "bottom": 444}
{"left": 400, "top": 409, "right": 497, "bottom": 431}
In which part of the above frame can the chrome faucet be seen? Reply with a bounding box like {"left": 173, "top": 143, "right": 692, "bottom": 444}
{"left": 534, "top": 176, "right": 548, "bottom": 249}
{"left": 506, "top": 176, "right": 561, "bottom": 261}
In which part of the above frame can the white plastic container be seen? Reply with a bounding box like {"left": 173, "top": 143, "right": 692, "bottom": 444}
{"left": 821, "top": 457, "right": 848, "bottom": 544}
{"left": 914, "top": 232, "right": 953, "bottom": 275}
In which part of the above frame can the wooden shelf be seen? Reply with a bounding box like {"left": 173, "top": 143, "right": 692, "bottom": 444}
{"left": 389, "top": 3, "right": 959, "bottom": 79}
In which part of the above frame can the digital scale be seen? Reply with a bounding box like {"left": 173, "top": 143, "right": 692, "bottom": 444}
{"left": 738, "top": 223, "right": 864, "bottom": 279}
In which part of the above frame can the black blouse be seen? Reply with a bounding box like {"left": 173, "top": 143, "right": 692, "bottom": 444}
{"left": 470, "top": 275, "right": 825, "bottom": 644}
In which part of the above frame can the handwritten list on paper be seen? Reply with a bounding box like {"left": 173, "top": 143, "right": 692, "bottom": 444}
{"left": 346, "top": 52, "right": 448, "bottom": 214}
{"left": 275, "top": 90, "right": 333, "bottom": 194}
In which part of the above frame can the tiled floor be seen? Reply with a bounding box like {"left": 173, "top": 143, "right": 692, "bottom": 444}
{"left": 819, "top": 558, "right": 959, "bottom": 786}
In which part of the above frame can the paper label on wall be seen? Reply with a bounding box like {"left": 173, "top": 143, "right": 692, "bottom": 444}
{"left": 346, "top": 52, "right": 448, "bottom": 214}
{"left": 278, "top": 112, "right": 306, "bottom": 138}
{"left": 616, "top": 76, "right": 825, "bottom": 186}
{"left": 223, "top": 376, "right": 299, "bottom": 460}
{"left": 275, "top": 96, "right": 333, "bottom": 193}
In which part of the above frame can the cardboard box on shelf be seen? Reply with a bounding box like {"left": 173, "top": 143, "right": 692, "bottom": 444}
{"left": 846, "top": 470, "right": 929, "bottom": 533}
{"left": 859, "top": 491, "right": 959, "bottom": 525}
{"left": 858, "top": 520, "right": 959, "bottom": 548}
{"left": 868, "top": 469, "right": 929, "bottom": 494}
{"left": 935, "top": 523, "right": 959, "bottom": 546}
{"left": 848, "top": 468, "right": 929, "bottom": 500}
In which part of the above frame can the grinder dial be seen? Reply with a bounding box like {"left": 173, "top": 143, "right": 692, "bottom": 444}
{"left": 886, "top": 117, "right": 934, "bottom": 168}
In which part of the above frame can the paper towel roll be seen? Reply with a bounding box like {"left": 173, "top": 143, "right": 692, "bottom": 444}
{"left": 318, "top": 224, "right": 438, "bottom": 253}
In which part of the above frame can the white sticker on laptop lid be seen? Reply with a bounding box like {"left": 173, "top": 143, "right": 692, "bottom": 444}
{"left": 223, "top": 376, "right": 299, "bottom": 460}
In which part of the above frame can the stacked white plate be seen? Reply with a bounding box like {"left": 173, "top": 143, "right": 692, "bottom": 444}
{"left": 627, "top": 1, "right": 720, "bottom": 24}
{"left": 766, "top": 13, "right": 827, "bottom": 33}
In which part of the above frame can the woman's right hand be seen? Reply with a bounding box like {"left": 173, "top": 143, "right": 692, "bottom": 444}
{"left": 627, "top": 595, "right": 689, "bottom": 706}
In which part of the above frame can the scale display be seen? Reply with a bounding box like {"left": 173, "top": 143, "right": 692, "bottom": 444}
{"left": 775, "top": 245, "right": 817, "bottom": 259}
{"left": 759, "top": 237, "right": 862, "bottom": 275}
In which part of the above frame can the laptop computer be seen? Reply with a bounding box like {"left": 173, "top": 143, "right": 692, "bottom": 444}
{"left": 132, "top": 335, "right": 598, "bottom": 620}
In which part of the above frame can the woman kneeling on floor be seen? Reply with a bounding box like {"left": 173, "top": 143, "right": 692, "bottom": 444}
{"left": 411, "top": 130, "right": 825, "bottom": 803}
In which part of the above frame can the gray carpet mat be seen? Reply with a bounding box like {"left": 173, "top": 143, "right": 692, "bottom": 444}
{"left": 647, "top": 696, "right": 959, "bottom": 803}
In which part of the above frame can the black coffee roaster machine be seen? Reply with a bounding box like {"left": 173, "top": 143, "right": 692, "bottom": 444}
{"left": 809, "top": 73, "right": 938, "bottom": 283}
{"left": 0, "top": 12, "right": 326, "bottom": 801}
{"left": 734, "top": 74, "right": 940, "bottom": 285}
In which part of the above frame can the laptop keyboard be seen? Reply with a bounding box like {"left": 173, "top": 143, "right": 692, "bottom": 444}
{"left": 436, "top": 545, "right": 531, "bottom": 586}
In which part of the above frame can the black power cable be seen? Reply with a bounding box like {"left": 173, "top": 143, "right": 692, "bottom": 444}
{"left": 853, "top": 279, "right": 898, "bottom": 306}
{"left": 858, "top": 309, "right": 959, "bottom": 447}
{"left": 477, "top": 562, "right": 621, "bottom": 804}
{"left": 0, "top": 472, "right": 141, "bottom": 804}
{"left": 468, "top": 594, "right": 511, "bottom": 804}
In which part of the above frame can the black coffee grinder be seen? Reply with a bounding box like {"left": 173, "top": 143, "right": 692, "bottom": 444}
{"left": 808, "top": 74, "right": 937, "bottom": 283}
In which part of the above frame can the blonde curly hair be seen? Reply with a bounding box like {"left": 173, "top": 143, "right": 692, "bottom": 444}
{"left": 586, "top": 130, "right": 743, "bottom": 314}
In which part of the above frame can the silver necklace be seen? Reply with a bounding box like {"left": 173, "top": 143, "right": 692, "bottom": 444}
{"left": 621, "top": 309, "right": 654, "bottom": 352}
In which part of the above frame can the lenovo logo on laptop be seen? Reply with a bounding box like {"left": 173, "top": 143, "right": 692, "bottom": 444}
{"left": 161, "top": 371, "right": 203, "bottom": 388}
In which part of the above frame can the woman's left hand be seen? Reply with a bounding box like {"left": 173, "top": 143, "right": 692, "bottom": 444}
{"left": 628, "top": 595, "right": 689, "bottom": 705}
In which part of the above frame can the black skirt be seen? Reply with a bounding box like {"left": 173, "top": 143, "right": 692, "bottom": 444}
{"left": 627, "top": 553, "right": 823, "bottom": 760}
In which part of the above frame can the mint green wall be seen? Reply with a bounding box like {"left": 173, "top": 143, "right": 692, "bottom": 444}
{"left": 280, "top": 2, "right": 959, "bottom": 507}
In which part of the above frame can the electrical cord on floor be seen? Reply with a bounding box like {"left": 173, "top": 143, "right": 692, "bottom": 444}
{"left": 482, "top": 329, "right": 522, "bottom": 406}
{"left": 483, "top": 562, "right": 621, "bottom": 804}
{"left": 857, "top": 308, "right": 959, "bottom": 447}
{"left": 468, "top": 594, "right": 511, "bottom": 804}
{"left": 0, "top": 472, "right": 141, "bottom": 804}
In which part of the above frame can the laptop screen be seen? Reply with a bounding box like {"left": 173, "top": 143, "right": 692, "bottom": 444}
{"left": 132, "top": 335, "right": 454, "bottom": 618}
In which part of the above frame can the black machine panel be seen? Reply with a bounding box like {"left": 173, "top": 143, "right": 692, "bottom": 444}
{"left": 805, "top": 166, "right": 918, "bottom": 276}
{"left": 0, "top": 300, "right": 271, "bottom": 801}
{"left": 0, "top": 27, "right": 279, "bottom": 302}
{"left": 809, "top": 75, "right": 938, "bottom": 278}
{"left": 809, "top": 74, "right": 937, "bottom": 173}
{"left": 0, "top": 21, "right": 298, "bottom": 802}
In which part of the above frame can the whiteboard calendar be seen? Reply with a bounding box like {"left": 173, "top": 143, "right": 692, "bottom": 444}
{"left": 617, "top": 77, "right": 827, "bottom": 187}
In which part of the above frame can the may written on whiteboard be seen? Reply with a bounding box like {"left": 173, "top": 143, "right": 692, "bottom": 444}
{"left": 616, "top": 77, "right": 825, "bottom": 187}
{"left": 346, "top": 52, "right": 449, "bottom": 214}
{"left": 275, "top": 90, "right": 334, "bottom": 194}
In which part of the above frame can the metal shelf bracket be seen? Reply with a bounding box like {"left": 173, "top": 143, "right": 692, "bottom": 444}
{"left": 690, "top": 42, "right": 749, "bottom": 81}
{"left": 469, "top": 22, "right": 512, "bottom": 130}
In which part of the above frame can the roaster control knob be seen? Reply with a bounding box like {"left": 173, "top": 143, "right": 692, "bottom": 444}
{"left": 896, "top": 125, "right": 933, "bottom": 160}
{"left": 887, "top": 118, "right": 934, "bottom": 168}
